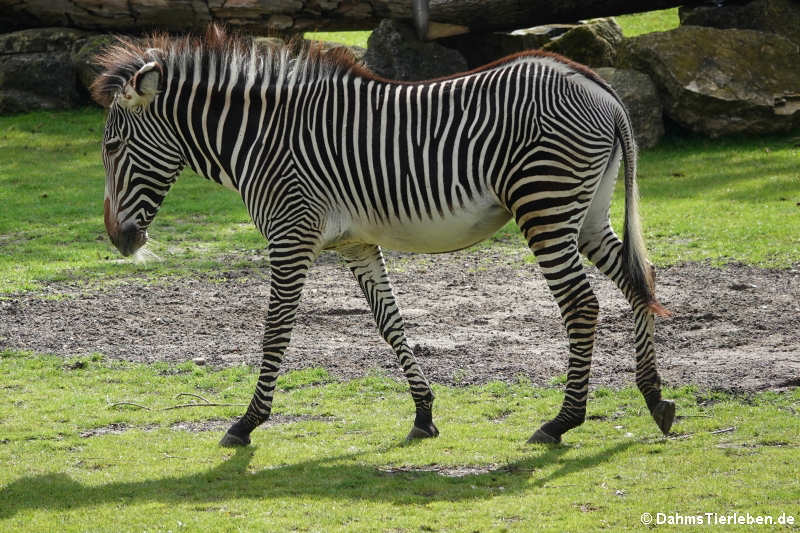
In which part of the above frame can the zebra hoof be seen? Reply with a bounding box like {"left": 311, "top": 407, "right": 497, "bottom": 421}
{"left": 406, "top": 423, "right": 439, "bottom": 440}
{"left": 527, "top": 428, "right": 561, "bottom": 444}
{"left": 652, "top": 399, "right": 676, "bottom": 435}
{"left": 219, "top": 431, "right": 251, "bottom": 447}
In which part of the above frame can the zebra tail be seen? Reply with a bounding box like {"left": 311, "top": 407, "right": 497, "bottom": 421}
{"left": 616, "top": 108, "right": 671, "bottom": 317}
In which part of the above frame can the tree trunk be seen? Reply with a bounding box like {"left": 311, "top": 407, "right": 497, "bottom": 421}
{"left": 0, "top": 0, "right": 703, "bottom": 35}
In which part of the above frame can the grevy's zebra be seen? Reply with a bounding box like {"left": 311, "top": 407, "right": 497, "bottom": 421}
{"left": 92, "top": 26, "right": 673, "bottom": 447}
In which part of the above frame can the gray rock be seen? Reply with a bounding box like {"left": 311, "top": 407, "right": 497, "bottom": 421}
{"left": 680, "top": 0, "right": 800, "bottom": 46}
{"left": 0, "top": 88, "right": 73, "bottom": 114}
{"left": 0, "top": 27, "right": 89, "bottom": 54}
{"left": 0, "top": 51, "right": 82, "bottom": 114}
{"left": 363, "top": 19, "right": 467, "bottom": 81}
{"left": 619, "top": 25, "right": 800, "bottom": 137}
{"left": 543, "top": 18, "right": 623, "bottom": 67}
{"left": 0, "top": 27, "right": 91, "bottom": 113}
{"left": 595, "top": 68, "right": 664, "bottom": 149}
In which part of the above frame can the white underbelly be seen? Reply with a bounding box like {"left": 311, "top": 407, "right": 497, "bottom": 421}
{"left": 346, "top": 196, "right": 512, "bottom": 253}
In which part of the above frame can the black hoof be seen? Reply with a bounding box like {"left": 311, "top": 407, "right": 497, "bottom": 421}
{"left": 406, "top": 422, "right": 439, "bottom": 440}
{"left": 219, "top": 431, "right": 251, "bottom": 447}
{"left": 527, "top": 428, "right": 561, "bottom": 444}
{"left": 652, "top": 399, "right": 676, "bottom": 435}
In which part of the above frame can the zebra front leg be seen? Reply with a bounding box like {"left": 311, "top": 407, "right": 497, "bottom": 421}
{"left": 527, "top": 240, "right": 599, "bottom": 444}
{"left": 340, "top": 244, "right": 438, "bottom": 440}
{"left": 220, "top": 237, "right": 318, "bottom": 447}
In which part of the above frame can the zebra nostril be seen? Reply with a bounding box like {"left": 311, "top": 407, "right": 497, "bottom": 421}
{"left": 116, "top": 222, "right": 146, "bottom": 257}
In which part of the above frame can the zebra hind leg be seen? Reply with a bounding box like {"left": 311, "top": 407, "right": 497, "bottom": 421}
{"left": 575, "top": 138, "right": 675, "bottom": 436}
{"left": 340, "top": 244, "right": 438, "bottom": 440}
{"left": 579, "top": 227, "right": 675, "bottom": 435}
{"left": 220, "top": 235, "right": 319, "bottom": 447}
{"left": 526, "top": 237, "right": 600, "bottom": 444}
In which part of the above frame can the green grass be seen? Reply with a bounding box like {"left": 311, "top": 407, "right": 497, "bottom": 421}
{"left": 1, "top": 350, "right": 798, "bottom": 532}
{"left": 0, "top": 109, "right": 262, "bottom": 292}
{"left": 305, "top": 31, "right": 370, "bottom": 48}
{"left": 617, "top": 133, "right": 800, "bottom": 266}
{"left": 616, "top": 8, "right": 680, "bottom": 37}
{"left": 1, "top": 108, "right": 798, "bottom": 293}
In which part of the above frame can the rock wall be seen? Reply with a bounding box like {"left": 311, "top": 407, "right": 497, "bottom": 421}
{"left": 0, "top": 28, "right": 92, "bottom": 113}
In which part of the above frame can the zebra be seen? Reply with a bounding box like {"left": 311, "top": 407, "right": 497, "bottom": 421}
{"left": 92, "top": 25, "right": 674, "bottom": 447}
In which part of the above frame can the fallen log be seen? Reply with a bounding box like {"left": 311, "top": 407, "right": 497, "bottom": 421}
{"left": 0, "top": 0, "right": 704, "bottom": 36}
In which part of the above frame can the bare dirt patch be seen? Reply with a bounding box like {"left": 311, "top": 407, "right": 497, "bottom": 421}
{"left": 79, "top": 423, "right": 135, "bottom": 438}
{"left": 1, "top": 250, "right": 798, "bottom": 392}
{"left": 377, "top": 463, "right": 503, "bottom": 478}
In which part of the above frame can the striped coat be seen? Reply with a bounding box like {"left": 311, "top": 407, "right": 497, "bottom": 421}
{"left": 92, "top": 26, "right": 673, "bottom": 447}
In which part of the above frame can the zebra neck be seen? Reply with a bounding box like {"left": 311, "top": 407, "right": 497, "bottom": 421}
{"left": 159, "top": 45, "right": 352, "bottom": 194}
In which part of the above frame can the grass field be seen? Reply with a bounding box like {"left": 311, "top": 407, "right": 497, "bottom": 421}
{"left": 1, "top": 351, "right": 798, "bottom": 532}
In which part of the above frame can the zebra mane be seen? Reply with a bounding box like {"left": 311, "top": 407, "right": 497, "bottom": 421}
{"left": 90, "top": 24, "right": 364, "bottom": 108}
{"left": 91, "top": 24, "right": 616, "bottom": 110}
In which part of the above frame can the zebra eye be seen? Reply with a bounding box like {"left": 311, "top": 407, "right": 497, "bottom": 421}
{"left": 105, "top": 139, "right": 123, "bottom": 153}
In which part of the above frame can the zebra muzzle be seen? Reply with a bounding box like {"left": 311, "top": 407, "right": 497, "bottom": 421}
{"left": 110, "top": 221, "right": 147, "bottom": 257}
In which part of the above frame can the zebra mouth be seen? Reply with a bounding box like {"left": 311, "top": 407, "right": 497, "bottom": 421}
{"left": 111, "top": 222, "right": 148, "bottom": 257}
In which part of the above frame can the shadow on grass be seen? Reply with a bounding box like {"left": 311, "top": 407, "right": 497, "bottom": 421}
{"left": 0, "top": 441, "right": 633, "bottom": 517}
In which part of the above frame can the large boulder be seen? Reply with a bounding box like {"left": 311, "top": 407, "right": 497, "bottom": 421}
{"left": 542, "top": 18, "right": 623, "bottom": 67}
{"left": 363, "top": 19, "right": 468, "bottom": 81}
{"left": 0, "top": 28, "right": 90, "bottom": 113}
{"left": 679, "top": 0, "right": 800, "bottom": 46}
{"left": 619, "top": 25, "right": 800, "bottom": 137}
{"left": 595, "top": 68, "right": 664, "bottom": 149}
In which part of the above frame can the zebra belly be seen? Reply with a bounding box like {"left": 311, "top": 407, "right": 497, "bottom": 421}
{"left": 350, "top": 198, "right": 512, "bottom": 254}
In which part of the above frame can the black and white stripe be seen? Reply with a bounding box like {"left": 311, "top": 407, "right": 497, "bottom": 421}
{"left": 97, "top": 31, "right": 673, "bottom": 446}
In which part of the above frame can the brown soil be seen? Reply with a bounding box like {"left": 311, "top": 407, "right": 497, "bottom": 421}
{"left": 2, "top": 250, "right": 799, "bottom": 393}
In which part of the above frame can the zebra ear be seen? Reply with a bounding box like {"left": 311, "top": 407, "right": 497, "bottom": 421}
{"left": 119, "top": 61, "right": 162, "bottom": 109}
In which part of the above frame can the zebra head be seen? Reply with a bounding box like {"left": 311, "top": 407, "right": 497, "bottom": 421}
{"left": 101, "top": 60, "right": 184, "bottom": 257}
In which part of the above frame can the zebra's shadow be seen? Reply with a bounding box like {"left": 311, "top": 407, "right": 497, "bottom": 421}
{"left": 0, "top": 440, "right": 633, "bottom": 518}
